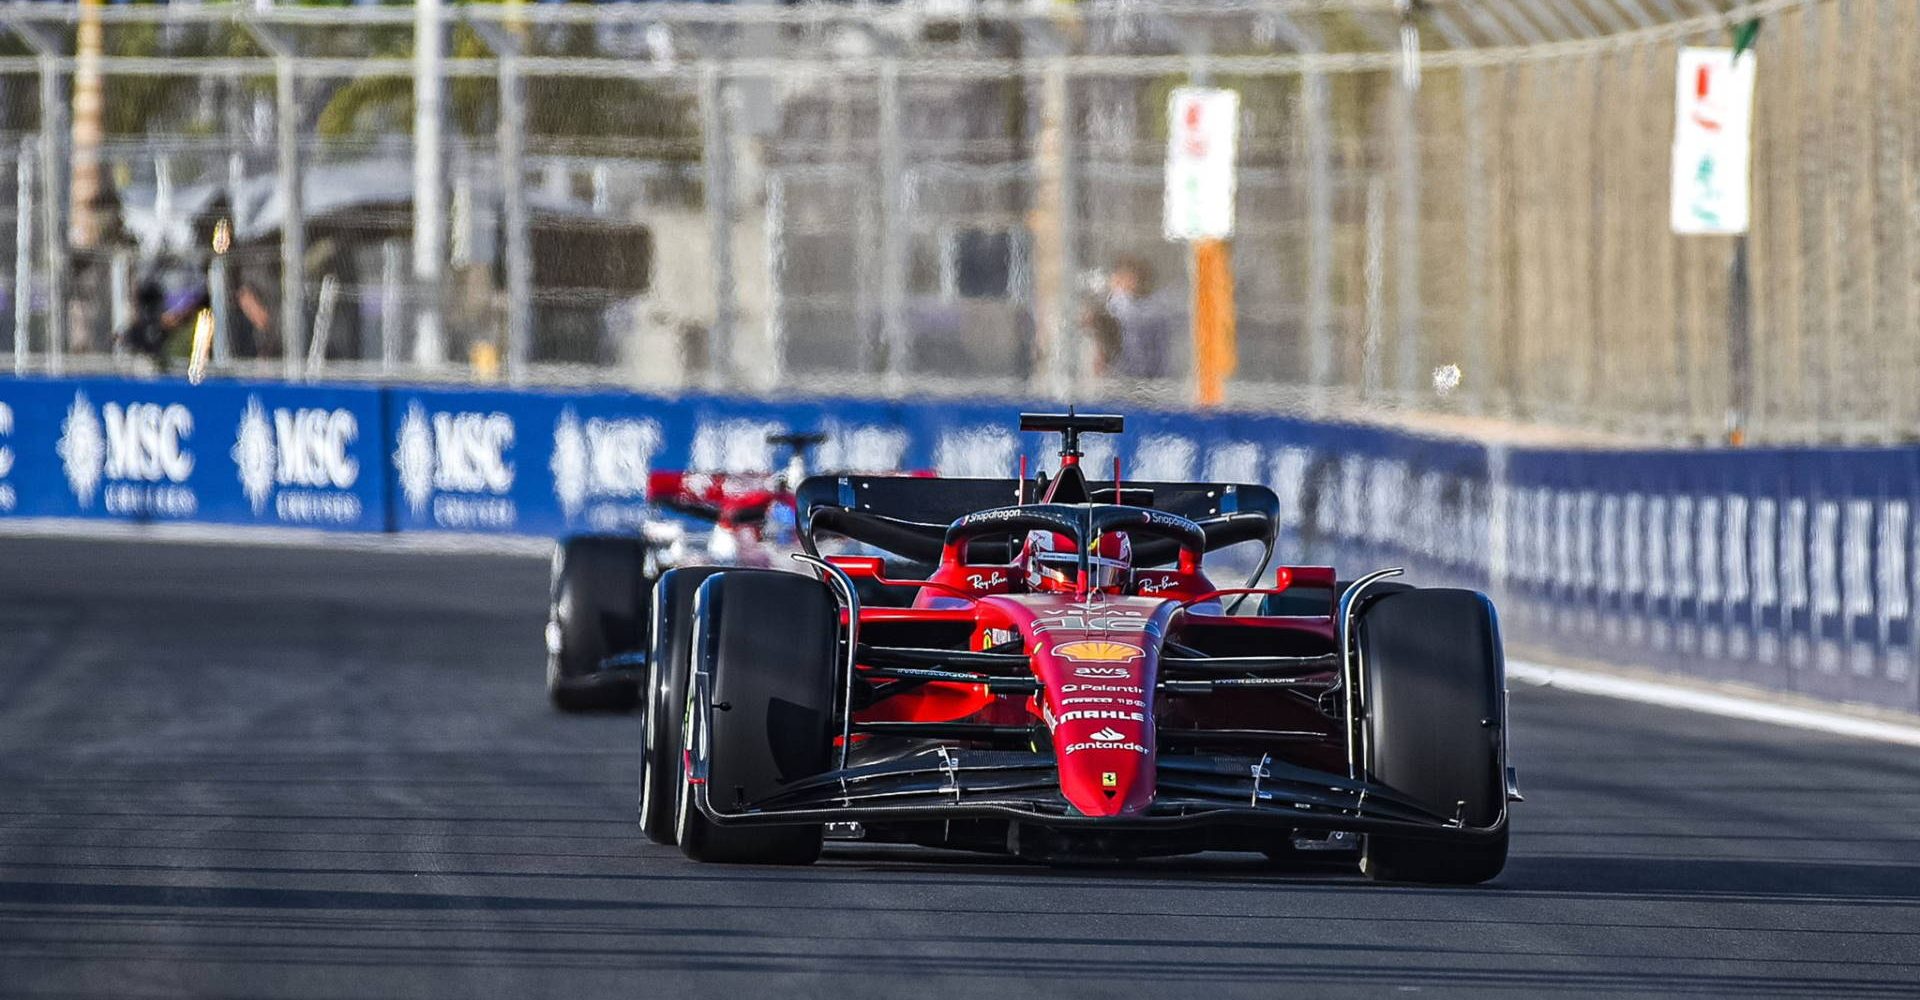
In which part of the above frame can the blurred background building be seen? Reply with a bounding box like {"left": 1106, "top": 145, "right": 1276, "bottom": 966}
{"left": 0, "top": 0, "right": 1908, "bottom": 443}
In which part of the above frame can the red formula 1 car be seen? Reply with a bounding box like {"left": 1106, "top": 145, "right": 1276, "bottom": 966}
{"left": 637, "top": 413, "right": 1519, "bottom": 882}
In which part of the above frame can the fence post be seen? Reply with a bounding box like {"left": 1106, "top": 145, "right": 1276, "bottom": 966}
{"left": 498, "top": 51, "right": 531, "bottom": 385}
{"left": 699, "top": 61, "right": 734, "bottom": 386}
{"left": 217, "top": 150, "right": 243, "bottom": 365}
{"left": 1362, "top": 176, "right": 1386, "bottom": 398}
{"left": 412, "top": 0, "right": 446, "bottom": 368}
{"left": 381, "top": 239, "right": 403, "bottom": 373}
{"left": 1392, "top": 49, "right": 1423, "bottom": 401}
{"left": 37, "top": 50, "right": 67, "bottom": 372}
{"left": 877, "top": 58, "right": 907, "bottom": 391}
{"left": 1462, "top": 67, "right": 1489, "bottom": 415}
{"left": 763, "top": 170, "right": 785, "bottom": 387}
{"left": 208, "top": 252, "right": 229, "bottom": 366}
{"left": 276, "top": 57, "right": 305, "bottom": 381}
{"left": 13, "top": 139, "right": 31, "bottom": 374}
{"left": 1030, "top": 54, "right": 1074, "bottom": 401}
{"left": 108, "top": 248, "right": 129, "bottom": 343}
{"left": 1303, "top": 66, "right": 1334, "bottom": 404}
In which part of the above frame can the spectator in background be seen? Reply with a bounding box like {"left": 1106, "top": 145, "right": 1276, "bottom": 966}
{"left": 1101, "top": 255, "right": 1172, "bottom": 380}
{"left": 116, "top": 273, "right": 212, "bottom": 372}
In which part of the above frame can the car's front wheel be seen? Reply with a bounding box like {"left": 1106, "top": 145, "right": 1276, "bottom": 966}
{"left": 1356, "top": 587, "right": 1509, "bottom": 885}
{"left": 675, "top": 570, "right": 840, "bottom": 865}
{"left": 639, "top": 566, "right": 726, "bottom": 845}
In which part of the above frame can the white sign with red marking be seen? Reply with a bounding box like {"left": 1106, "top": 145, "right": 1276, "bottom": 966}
{"left": 1163, "top": 87, "right": 1239, "bottom": 241}
{"left": 1671, "top": 48, "right": 1756, "bottom": 235}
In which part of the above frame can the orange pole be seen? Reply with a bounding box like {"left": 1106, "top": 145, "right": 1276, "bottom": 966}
{"left": 1191, "top": 238, "right": 1237, "bottom": 406}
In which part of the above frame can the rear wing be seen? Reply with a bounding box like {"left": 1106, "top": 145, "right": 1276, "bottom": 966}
{"left": 795, "top": 474, "right": 1279, "bottom": 564}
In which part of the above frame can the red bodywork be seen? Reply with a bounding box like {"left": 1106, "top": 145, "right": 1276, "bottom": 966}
{"left": 837, "top": 555, "right": 1342, "bottom": 818}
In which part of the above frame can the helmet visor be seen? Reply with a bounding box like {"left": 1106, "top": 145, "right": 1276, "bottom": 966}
{"left": 1031, "top": 551, "right": 1129, "bottom": 591}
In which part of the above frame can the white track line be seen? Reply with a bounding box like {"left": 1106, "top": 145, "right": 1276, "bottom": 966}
{"left": 1509, "top": 660, "right": 1920, "bottom": 747}
{"left": 0, "top": 518, "right": 553, "bottom": 557}
{"left": 7, "top": 519, "right": 1918, "bottom": 744}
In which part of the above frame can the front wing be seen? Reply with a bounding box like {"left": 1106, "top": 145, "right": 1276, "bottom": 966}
{"left": 686, "top": 714, "right": 1508, "bottom": 844}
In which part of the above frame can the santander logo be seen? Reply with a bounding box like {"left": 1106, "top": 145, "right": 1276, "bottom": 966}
{"left": 1088, "top": 727, "right": 1126, "bottom": 741}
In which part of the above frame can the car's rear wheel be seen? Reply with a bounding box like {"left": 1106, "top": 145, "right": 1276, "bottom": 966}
{"left": 676, "top": 570, "right": 840, "bottom": 865}
{"left": 547, "top": 537, "right": 652, "bottom": 712}
{"left": 1355, "top": 587, "right": 1509, "bottom": 885}
{"left": 638, "top": 566, "right": 727, "bottom": 845}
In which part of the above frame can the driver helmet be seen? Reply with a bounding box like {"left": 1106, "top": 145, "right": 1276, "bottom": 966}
{"left": 1021, "top": 530, "right": 1133, "bottom": 594}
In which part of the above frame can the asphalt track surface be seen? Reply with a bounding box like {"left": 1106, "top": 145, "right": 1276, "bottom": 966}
{"left": 0, "top": 537, "right": 1917, "bottom": 1000}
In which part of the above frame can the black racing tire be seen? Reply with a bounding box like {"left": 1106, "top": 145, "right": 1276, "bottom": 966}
{"left": 1356, "top": 587, "right": 1509, "bottom": 885}
{"left": 676, "top": 570, "right": 839, "bottom": 865}
{"left": 638, "top": 566, "right": 728, "bottom": 845}
{"left": 547, "top": 537, "right": 654, "bottom": 713}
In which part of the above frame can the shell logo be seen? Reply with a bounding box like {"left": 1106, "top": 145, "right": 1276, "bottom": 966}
{"left": 1052, "top": 640, "right": 1144, "bottom": 663}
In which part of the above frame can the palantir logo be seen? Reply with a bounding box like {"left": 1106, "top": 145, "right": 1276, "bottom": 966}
{"left": 56, "top": 391, "right": 106, "bottom": 506}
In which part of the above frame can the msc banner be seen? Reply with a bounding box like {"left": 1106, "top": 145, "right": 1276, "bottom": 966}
{"left": 1, "top": 374, "right": 1916, "bottom": 713}
{"left": 1, "top": 377, "right": 385, "bottom": 532}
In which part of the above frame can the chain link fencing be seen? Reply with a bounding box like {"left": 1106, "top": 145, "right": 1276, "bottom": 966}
{"left": 0, "top": 0, "right": 1912, "bottom": 443}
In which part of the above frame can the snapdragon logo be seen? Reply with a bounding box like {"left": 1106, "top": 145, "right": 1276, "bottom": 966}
{"left": 551, "top": 406, "right": 662, "bottom": 524}
{"left": 233, "top": 396, "right": 362, "bottom": 524}
{"left": 0, "top": 401, "right": 14, "bottom": 512}
{"left": 392, "top": 400, "right": 517, "bottom": 529}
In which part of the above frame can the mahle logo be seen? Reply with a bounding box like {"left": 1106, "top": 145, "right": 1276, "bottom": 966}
{"left": 233, "top": 396, "right": 360, "bottom": 514}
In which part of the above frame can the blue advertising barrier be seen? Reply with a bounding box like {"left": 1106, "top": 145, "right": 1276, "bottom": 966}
{"left": 1, "top": 377, "right": 386, "bottom": 532}
{"left": 1500, "top": 446, "right": 1919, "bottom": 715}
{"left": 1, "top": 373, "right": 1913, "bottom": 714}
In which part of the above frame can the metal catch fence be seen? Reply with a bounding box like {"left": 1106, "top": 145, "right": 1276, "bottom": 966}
{"left": 0, "top": 0, "right": 1911, "bottom": 443}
